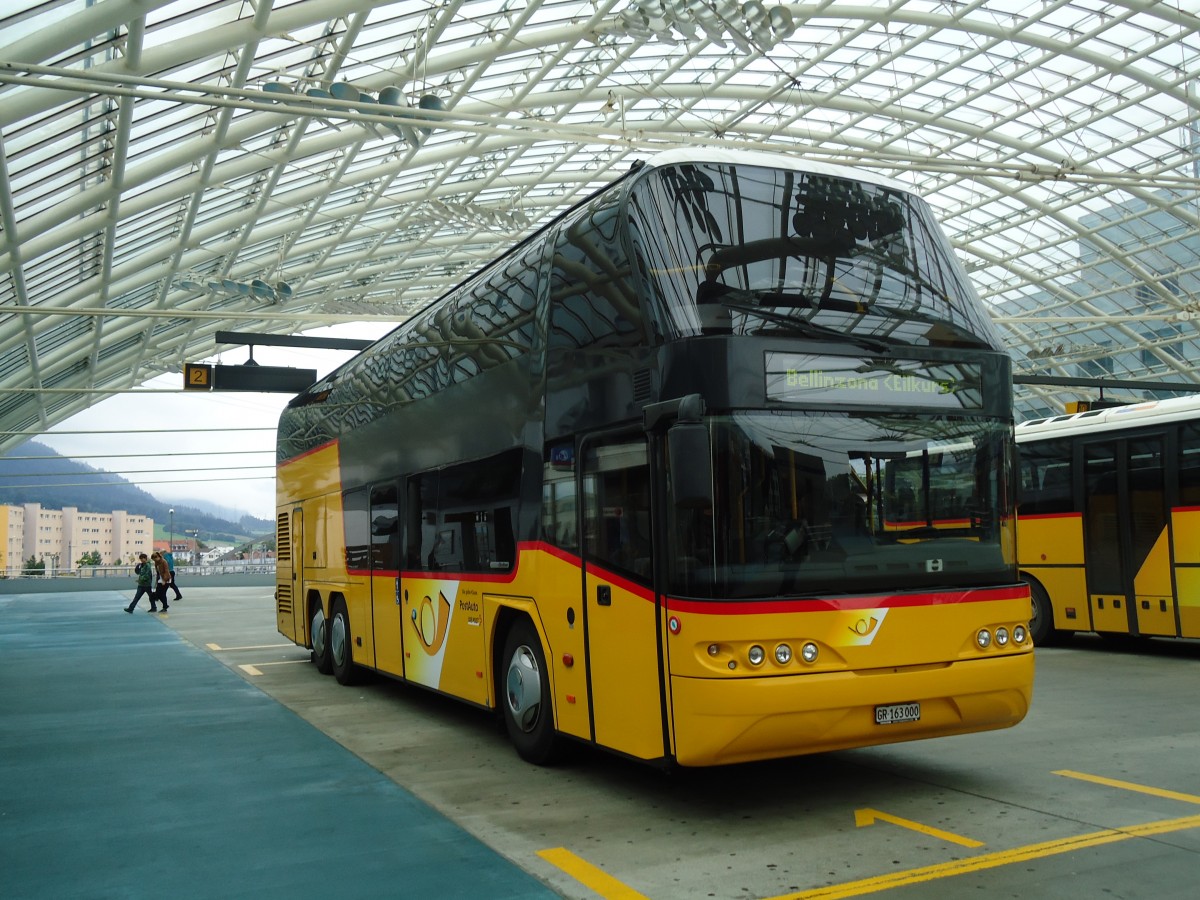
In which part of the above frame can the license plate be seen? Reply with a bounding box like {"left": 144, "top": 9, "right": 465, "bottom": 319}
{"left": 875, "top": 702, "right": 920, "bottom": 725}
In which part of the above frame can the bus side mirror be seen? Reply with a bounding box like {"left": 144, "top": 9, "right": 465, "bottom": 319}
{"left": 668, "top": 421, "right": 713, "bottom": 509}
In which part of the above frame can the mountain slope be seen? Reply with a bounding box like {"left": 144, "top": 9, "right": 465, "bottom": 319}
{"left": 0, "top": 441, "right": 273, "bottom": 542}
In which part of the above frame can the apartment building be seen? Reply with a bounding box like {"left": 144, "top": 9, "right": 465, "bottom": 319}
{"left": 2, "top": 504, "right": 155, "bottom": 572}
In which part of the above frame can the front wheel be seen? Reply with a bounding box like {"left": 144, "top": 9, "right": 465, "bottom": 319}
{"left": 500, "top": 619, "right": 560, "bottom": 765}
{"left": 311, "top": 602, "right": 332, "bottom": 675}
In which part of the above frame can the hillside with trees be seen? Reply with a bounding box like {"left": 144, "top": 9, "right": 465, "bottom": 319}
{"left": 0, "top": 441, "right": 273, "bottom": 544}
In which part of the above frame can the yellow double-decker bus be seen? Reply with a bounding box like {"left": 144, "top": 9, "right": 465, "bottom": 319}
{"left": 1016, "top": 394, "right": 1200, "bottom": 645}
{"left": 275, "top": 148, "right": 1033, "bottom": 767}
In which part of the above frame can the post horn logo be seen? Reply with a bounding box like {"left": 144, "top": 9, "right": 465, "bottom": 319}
{"left": 409, "top": 590, "right": 452, "bottom": 655}
{"left": 850, "top": 616, "right": 881, "bottom": 638}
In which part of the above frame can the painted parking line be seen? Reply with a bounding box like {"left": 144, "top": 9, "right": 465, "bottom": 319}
{"left": 206, "top": 642, "right": 295, "bottom": 651}
{"left": 542, "top": 771, "right": 1200, "bottom": 900}
{"left": 238, "top": 660, "right": 311, "bottom": 677}
{"left": 538, "top": 848, "right": 651, "bottom": 900}
{"left": 854, "top": 808, "right": 984, "bottom": 848}
{"left": 1054, "top": 769, "right": 1200, "bottom": 805}
{"left": 777, "top": 813, "right": 1200, "bottom": 900}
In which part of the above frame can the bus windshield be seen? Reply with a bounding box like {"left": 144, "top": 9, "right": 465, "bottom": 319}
{"left": 630, "top": 161, "right": 1004, "bottom": 349}
{"left": 667, "top": 412, "right": 1014, "bottom": 598}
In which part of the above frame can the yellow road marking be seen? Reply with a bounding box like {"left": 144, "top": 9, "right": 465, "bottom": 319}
{"left": 854, "top": 808, "right": 984, "bottom": 848}
{"left": 772, "top": 814, "right": 1200, "bottom": 900}
{"left": 538, "top": 848, "right": 651, "bottom": 900}
{"left": 1054, "top": 770, "right": 1200, "bottom": 805}
{"left": 206, "top": 642, "right": 294, "bottom": 651}
{"left": 543, "top": 772, "right": 1200, "bottom": 900}
{"left": 237, "top": 660, "right": 309, "bottom": 676}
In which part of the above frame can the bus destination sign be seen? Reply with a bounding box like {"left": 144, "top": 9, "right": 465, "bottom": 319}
{"left": 765, "top": 353, "right": 983, "bottom": 409}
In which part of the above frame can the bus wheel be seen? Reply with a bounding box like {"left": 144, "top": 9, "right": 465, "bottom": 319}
{"left": 1026, "top": 579, "right": 1060, "bottom": 647}
{"left": 311, "top": 602, "right": 333, "bottom": 675}
{"left": 330, "top": 598, "right": 359, "bottom": 686}
{"left": 501, "top": 620, "right": 560, "bottom": 765}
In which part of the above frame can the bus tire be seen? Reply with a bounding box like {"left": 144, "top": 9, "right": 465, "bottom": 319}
{"left": 500, "top": 619, "right": 560, "bottom": 765}
{"left": 1025, "top": 578, "right": 1061, "bottom": 647}
{"left": 311, "top": 600, "right": 333, "bottom": 675}
{"left": 329, "top": 597, "right": 359, "bottom": 686}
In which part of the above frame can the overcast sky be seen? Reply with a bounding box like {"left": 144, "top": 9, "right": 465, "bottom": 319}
{"left": 36, "top": 324, "right": 391, "bottom": 523}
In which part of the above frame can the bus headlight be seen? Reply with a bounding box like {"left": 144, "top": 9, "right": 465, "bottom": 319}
{"left": 775, "top": 643, "right": 792, "bottom": 665}
{"left": 996, "top": 627, "right": 1010, "bottom": 646}
{"left": 1013, "top": 625, "right": 1027, "bottom": 644}
{"left": 976, "top": 629, "right": 992, "bottom": 649}
{"left": 748, "top": 645, "right": 765, "bottom": 666}
{"left": 801, "top": 642, "right": 819, "bottom": 663}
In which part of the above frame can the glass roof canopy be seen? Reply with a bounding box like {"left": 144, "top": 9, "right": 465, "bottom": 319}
{"left": 1, "top": 0, "right": 1199, "bottom": 450}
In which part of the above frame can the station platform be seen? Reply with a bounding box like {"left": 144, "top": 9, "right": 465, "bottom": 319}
{"left": 0, "top": 588, "right": 560, "bottom": 899}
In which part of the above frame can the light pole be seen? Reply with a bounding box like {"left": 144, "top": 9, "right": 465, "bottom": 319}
{"left": 169, "top": 508, "right": 175, "bottom": 553}
{"left": 185, "top": 529, "right": 200, "bottom": 565}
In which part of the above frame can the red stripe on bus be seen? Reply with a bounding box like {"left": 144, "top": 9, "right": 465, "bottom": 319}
{"left": 278, "top": 438, "right": 338, "bottom": 468}
{"left": 350, "top": 544, "right": 1025, "bottom": 614}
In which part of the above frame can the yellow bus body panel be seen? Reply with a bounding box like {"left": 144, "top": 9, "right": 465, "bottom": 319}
{"left": 1029, "top": 566, "right": 1091, "bottom": 632}
{"left": 1174, "top": 508, "right": 1200, "bottom": 637}
{"left": 1016, "top": 513, "right": 1084, "bottom": 567}
{"left": 277, "top": 443, "right": 348, "bottom": 642}
{"left": 665, "top": 590, "right": 1033, "bottom": 766}
{"left": 278, "top": 443, "right": 342, "bottom": 508}
{"left": 585, "top": 570, "right": 665, "bottom": 760}
{"left": 1133, "top": 527, "right": 1176, "bottom": 636}
{"left": 1017, "top": 513, "right": 1090, "bottom": 633}
{"left": 671, "top": 654, "right": 1032, "bottom": 766}
{"left": 1177, "top": 569, "right": 1200, "bottom": 638}
{"left": 513, "top": 553, "right": 592, "bottom": 741}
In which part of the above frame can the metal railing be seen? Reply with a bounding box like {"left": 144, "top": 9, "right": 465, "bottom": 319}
{"left": 2, "top": 562, "right": 277, "bottom": 580}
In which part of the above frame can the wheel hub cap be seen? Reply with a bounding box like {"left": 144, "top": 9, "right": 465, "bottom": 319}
{"left": 506, "top": 646, "right": 542, "bottom": 733}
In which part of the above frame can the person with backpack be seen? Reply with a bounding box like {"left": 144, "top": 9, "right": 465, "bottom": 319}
{"left": 149, "top": 550, "right": 171, "bottom": 613}
{"left": 162, "top": 549, "right": 182, "bottom": 602}
{"left": 124, "top": 554, "right": 157, "bottom": 613}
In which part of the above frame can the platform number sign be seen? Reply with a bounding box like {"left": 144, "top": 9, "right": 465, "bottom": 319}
{"left": 184, "top": 363, "right": 213, "bottom": 391}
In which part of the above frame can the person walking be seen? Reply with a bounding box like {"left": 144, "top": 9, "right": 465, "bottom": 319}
{"left": 124, "top": 553, "right": 157, "bottom": 613}
{"left": 162, "top": 548, "right": 182, "bottom": 601}
{"left": 150, "top": 550, "right": 171, "bottom": 613}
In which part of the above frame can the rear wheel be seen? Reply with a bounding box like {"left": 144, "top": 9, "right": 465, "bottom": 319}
{"left": 330, "top": 598, "right": 359, "bottom": 686}
{"left": 311, "top": 601, "right": 332, "bottom": 674}
{"left": 501, "top": 619, "right": 560, "bottom": 765}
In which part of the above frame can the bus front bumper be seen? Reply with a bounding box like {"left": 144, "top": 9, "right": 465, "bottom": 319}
{"left": 669, "top": 652, "right": 1034, "bottom": 767}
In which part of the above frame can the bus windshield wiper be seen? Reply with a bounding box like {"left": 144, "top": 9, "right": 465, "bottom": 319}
{"left": 717, "top": 298, "right": 893, "bottom": 354}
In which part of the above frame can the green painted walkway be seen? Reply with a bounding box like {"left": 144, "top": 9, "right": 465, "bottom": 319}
{"left": 0, "top": 591, "right": 561, "bottom": 899}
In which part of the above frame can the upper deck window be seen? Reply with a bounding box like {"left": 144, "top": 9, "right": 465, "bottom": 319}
{"left": 548, "top": 190, "right": 647, "bottom": 350}
{"left": 627, "top": 162, "right": 1003, "bottom": 350}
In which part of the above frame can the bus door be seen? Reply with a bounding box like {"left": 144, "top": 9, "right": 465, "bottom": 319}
{"left": 370, "top": 483, "right": 404, "bottom": 677}
{"left": 1083, "top": 436, "right": 1175, "bottom": 636}
{"left": 580, "top": 433, "right": 666, "bottom": 760}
